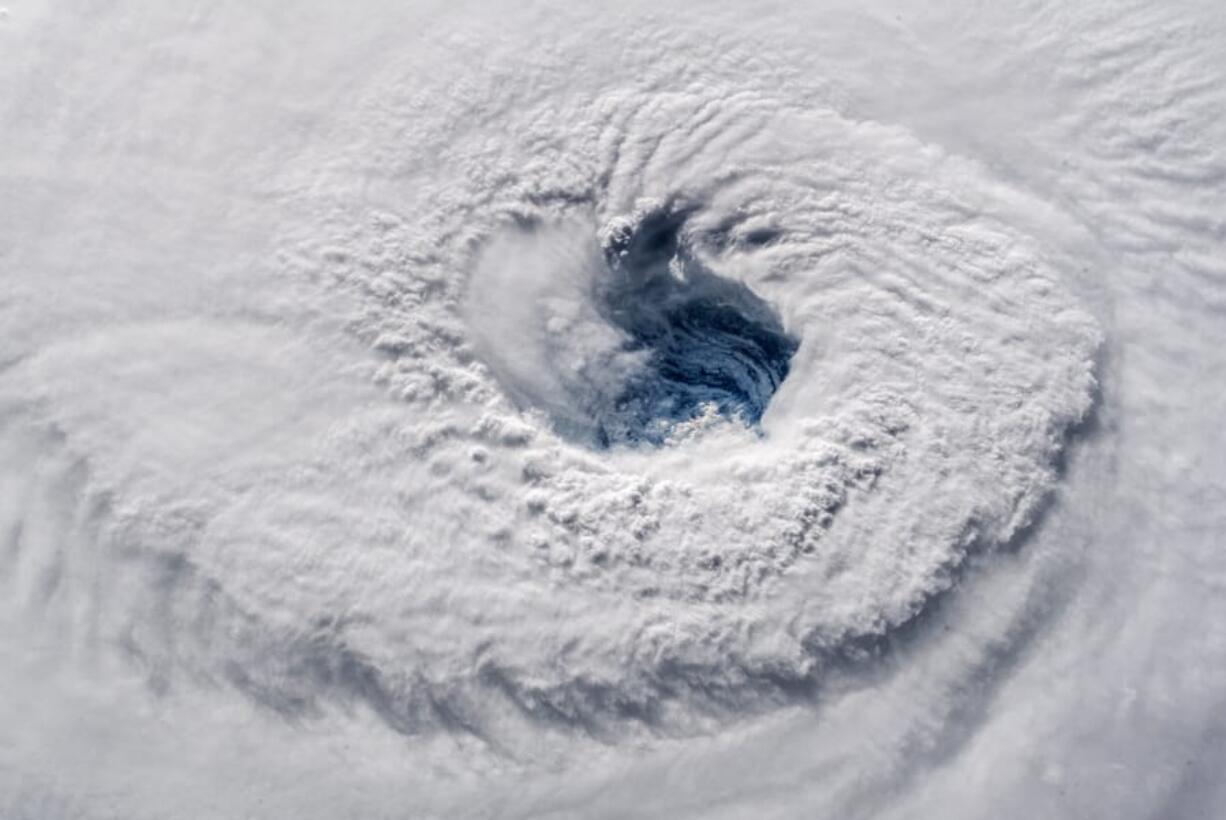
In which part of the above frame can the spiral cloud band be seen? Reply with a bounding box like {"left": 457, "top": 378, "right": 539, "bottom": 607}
{"left": 1, "top": 2, "right": 1224, "bottom": 819}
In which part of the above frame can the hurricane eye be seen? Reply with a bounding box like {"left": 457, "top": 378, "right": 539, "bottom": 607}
{"left": 465, "top": 207, "right": 799, "bottom": 450}
{"left": 591, "top": 208, "right": 798, "bottom": 447}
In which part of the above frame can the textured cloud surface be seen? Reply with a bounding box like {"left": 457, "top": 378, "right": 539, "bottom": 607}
{"left": 2, "top": 1, "right": 1225, "bottom": 818}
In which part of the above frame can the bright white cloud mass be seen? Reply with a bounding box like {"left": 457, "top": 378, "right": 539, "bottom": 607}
{"left": 2, "top": 2, "right": 1224, "bottom": 818}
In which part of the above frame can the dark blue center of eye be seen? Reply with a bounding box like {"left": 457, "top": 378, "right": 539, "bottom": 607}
{"left": 592, "top": 208, "right": 798, "bottom": 447}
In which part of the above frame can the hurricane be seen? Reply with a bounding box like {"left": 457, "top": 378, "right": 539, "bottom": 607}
{"left": 2, "top": 2, "right": 1224, "bottom": 819}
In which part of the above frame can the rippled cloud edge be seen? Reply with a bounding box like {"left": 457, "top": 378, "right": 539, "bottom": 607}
{"left": 1, "top": 2, "right": 1224, "bottom": 819}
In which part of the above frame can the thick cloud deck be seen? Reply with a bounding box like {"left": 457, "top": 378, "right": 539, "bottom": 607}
{"left": 0, "top": 66, "right": 1100, "bottom": 747}
{"left": 19, "top": 3, "right": 1226, "bottom": 818}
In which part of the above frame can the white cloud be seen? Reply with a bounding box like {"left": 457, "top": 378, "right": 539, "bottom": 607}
{"left": 1, "top": 1, "right": 1223, "bottom": 818}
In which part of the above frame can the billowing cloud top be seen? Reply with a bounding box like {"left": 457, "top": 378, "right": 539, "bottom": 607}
{"left": 1, "top": 2, "right": 1224, "bottom": 819}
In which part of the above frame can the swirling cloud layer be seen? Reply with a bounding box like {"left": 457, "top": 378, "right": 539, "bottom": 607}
{"left": 1, "top": 2, "right": 1223, "bottom": 818}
